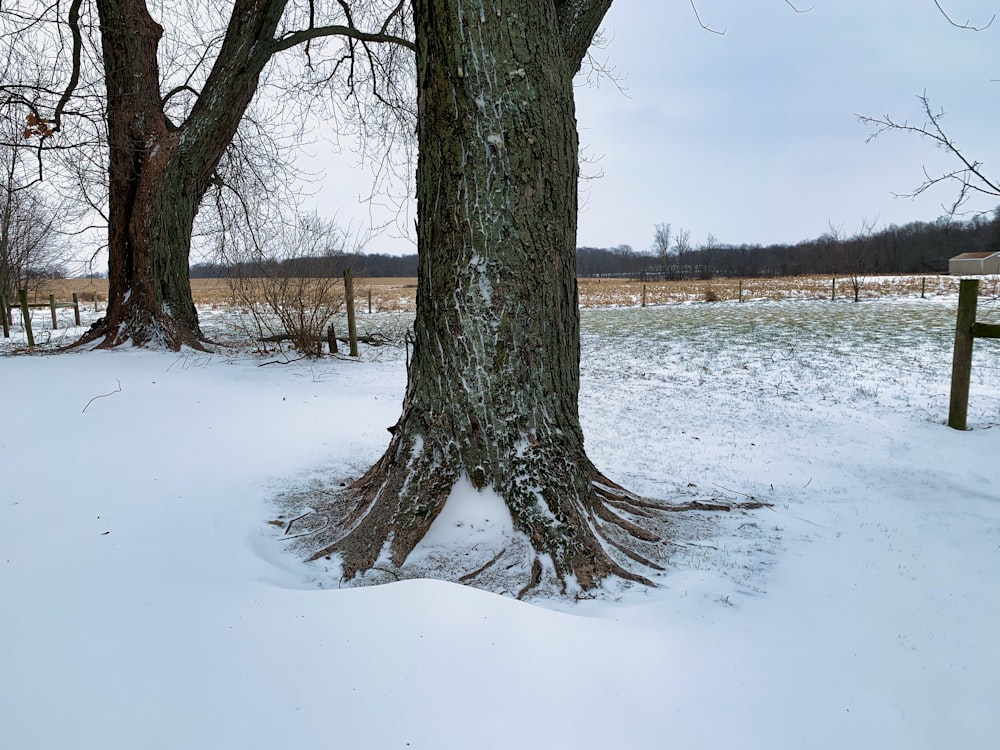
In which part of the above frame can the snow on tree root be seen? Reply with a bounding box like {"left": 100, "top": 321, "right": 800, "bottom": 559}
{"left": 282, "top": 463, "right": 770, "bottom": 601}
{"left": 71, "top": 303, "right": 210, "bottom": 351}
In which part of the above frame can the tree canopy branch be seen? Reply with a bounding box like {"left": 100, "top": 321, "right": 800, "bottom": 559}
{"left": 933, "top": 0, "right": 995, "bottom": 31}
{"left": 689, "top": 0, "right": 726, "bottom": 35}
{"left": 555, "top": 0, "right": 614, "bottom": 70}
{"left": 161, "top": 84, "right": 201, "bottom": 108}
{"left": 51, "top": 0, "right": 84, "bottom": 135}
{"left": 274, "top": 23, "right": 414, "bottom": 53}
{"left": 858, "top": 92, "right": 999, "bottom": 216}
{"left": 378, "top": 0, "right": 408, "bottom": 36}
{"left": 784, "top": 0, "right": 814, "bottom": 13}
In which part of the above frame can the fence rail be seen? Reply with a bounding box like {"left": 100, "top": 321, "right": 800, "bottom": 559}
{"left": 2, "top": 290, "right": 82, "bottom": 345}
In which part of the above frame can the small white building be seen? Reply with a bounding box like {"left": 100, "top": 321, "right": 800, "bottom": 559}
{"left": 949, "top": 251, "right": 1000, "bottom": 276}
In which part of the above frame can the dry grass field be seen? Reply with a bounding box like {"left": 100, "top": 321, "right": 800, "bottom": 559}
{"left": 32, "top": 277, "right": 420, "bottom": 312}
{"left": 31, "top": 274, "right": 971, "bottom": 315}
{"left": 577, "top": 274, "right": 973, "bottom": 306}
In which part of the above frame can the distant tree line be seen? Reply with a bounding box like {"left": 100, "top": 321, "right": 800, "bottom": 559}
{"left": 580, "top": 212, "right": 1000, "bottom": 280}
{"left": 190, "top": 252, "right": 418, "bottom": 279}
{"left": 184, "top": 212, "right": 999, "bottom": 280}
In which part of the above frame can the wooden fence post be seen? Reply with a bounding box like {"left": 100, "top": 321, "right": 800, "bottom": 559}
{"left": 948, "top": 279, "right": 978, "bottom": 430}
{"left": 831, "top": 277, "right": 836, "bottom": 301}
{"left": 343, "top": 269, "right": 359, "bottom": 357}
{"left": 49, "top": 294, "right": 58, "bottom": 329}
{"left": 327, "top": 323, "right": 338, "bottom": 354}
{"left": 1, "top": 293, "right": 9, "bottom": 338}
{"left": 921, "top": 277, "right": 926, "bottom": 299}
{"left": 641, "top": 284, "right": 646, "bottom": 308}
{"left": 738, "top": 280, "right": 743, "bottom": 303}
{"left": 72, "top": 293, "right": 81, "bottom": 325}
{"left": 368, "top": 288, "right": 372, "bottom": 314}
{"left": 18, "top": 289, "right": 34, "bottom": 347}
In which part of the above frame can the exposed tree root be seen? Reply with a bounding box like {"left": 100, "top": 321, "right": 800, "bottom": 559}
{"left": 516, "top": 558, "right": 544, "bottom": 600}
{"left": 69, "top": 306, "right": 208, "bottom": 351}
{"left": 284, "top": 451, "right": 772, "bottom": 600}
{"left": 592, "top": 501, "right": 661, "bottom": 542}
{"left": 605, "top": 538, "right": 667, "bottom": 571}
{"left": 457, "top": 549, "right": 507, "bottom": 584}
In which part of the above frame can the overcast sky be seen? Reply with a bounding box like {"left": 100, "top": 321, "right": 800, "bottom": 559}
{"left": 302, "top": 0, "right": 1000, "bottom": 255}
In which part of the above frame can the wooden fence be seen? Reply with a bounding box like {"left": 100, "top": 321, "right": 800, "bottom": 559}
{"left": 949, "top": 278, "right": 1000, "bottom": 430}
{"left": 2, "top": 290, "right": 82, "bottom": 346}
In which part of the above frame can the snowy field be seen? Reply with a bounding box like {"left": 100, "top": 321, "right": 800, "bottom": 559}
{"left": 2, "top": 289, "right": 1000, "bottom": 749}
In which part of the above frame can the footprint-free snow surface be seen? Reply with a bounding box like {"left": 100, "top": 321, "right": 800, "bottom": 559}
{"left": 2, "top": 295, "right": 999, "bottom": 749}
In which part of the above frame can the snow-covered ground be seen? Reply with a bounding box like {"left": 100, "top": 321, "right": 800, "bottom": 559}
{"left": 2, "top": 290, "right": 999, "bottom": 749}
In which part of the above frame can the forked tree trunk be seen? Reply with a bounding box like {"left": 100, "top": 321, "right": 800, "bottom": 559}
{"left": 74, "top": 1, "right": 202, "bottom": 348}
{"left": 309, "top": 0, "right": 669, "bottom": 594}
{"left": 79, "top": 0, "right": 285, "bottom": 349}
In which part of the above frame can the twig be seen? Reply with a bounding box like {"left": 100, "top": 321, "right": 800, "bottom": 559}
{"left": 281, "top": 511, "right": 330, "bottom": 540}
{"left": 664, "top": 540, "right": 720, "bottom": 550}
{"left": 258, "top": 355, "right": 308, "bottom": 366}
{"left": 689, "top": 0, "right": 726, "bottom": 35}
{"left": 711, "top": 482, "right": 757, "bottom": 501}
{"left": 284, "top": 510, "right": 315, "bottom": 535}
{"left": 762, "top": 505, "right": 830, "bottom": 530}
{"left": 784, "top": 0, "right": 814, "bottom": 13}
{"left": 82, "top": 379, "right": 122, "bottom": 413}
{"left": 933, "top": 0, "right": 995, "bottom": 30}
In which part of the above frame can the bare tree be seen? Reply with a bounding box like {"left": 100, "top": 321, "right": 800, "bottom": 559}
{"left": 2, "top": 1, "right": 413, "bottom": 349}
{"left": 296, "top": 0, "right": 786, "bottom": 597}
{"left": 673, "top": 227, "right": 693, "bottom": 279}
{"left": 837, "top": 218, "right": 879, "bottom": 302}
{"left": 652, "top": 222, "right": 672, "bottom": 280}
{"left": 0, "top": 111, "right": 72, "bottom": 304}
{"left": 7, "top": 0, "right": 794, "bottom": 595}
{"left": 0, "top": 152, "right": 66, "bottom": 303}
{"left": 699, "top": 233, "right": 719, "bottom": 279}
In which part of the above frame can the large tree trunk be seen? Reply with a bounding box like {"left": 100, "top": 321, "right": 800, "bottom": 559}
{"left": 80, "top": 0, "right": 285, "bottom": 349}
{"left": 74, "top": 0, "right": 202, "bottom": 348}
{"left": 307, "top": 0, "right": 669, "bottom": 595}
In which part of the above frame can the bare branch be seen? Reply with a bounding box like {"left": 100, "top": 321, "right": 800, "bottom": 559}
{"left": 784, "top": 0, "right": 814, "bottom": 13}
{"left": 161, "top": 85, "right": 200, "bottom": 108}
{"left": 933, "top": 0, "right": 995, "bottom": 31}
{"left": 51, "top": 0, "right": 84, "bottom": 134}
{"left": 580, "top": 32, "right": 629, "bottom": 96}
{"left": 379, "top": 0, "right": 408, "bottom": 36}
{"left": 274, "top": 24, "right": 414, "bottom": 54}
{"left": 688, "top": 0, "right": 811, "bottom": 36}
{"left": 82, "top": 379, "right": 122, "bottom": 413}
{"left": 689, "top": 0, "right": 726, "bottom": 36}
{"left": 858, "top": 92, "right": 999, "bottom": 218}
{"left": 554, "top": 0, "right": 614, "bottom": 69}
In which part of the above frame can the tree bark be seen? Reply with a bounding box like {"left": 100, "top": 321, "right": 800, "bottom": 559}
{"left": 80, "top": 0, "right": 286, "bottom": 349}
{"left": 308, "top": 0, "right": 666, "bottom": 594}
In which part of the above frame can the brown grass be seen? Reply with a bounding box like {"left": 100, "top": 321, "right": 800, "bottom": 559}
{"left": 33, "top": 277, "right": 421, "bottom": 312}
{"left": 33, "top": 274, "right": 960, "bottom": 313}
{"left": 577, "top": 275, "right": 961, "bottom": 306}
